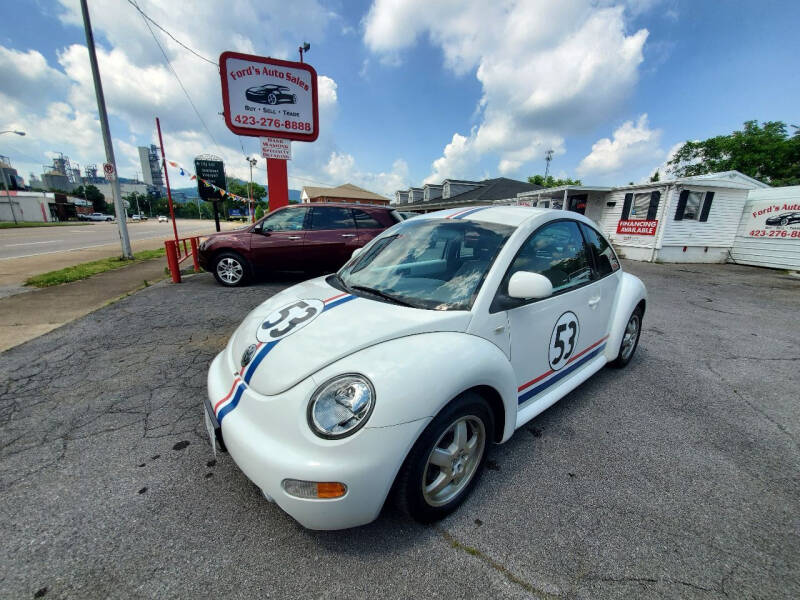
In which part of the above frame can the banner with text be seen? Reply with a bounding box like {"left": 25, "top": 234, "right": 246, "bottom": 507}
{"left": 743, "top": 199, "right": 800, "bottom": 239}
{"left": 617, "top": 219, "right": 658, "bottom": 236}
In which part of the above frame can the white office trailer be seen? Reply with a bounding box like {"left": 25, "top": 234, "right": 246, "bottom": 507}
{"left": 510, "top": 171, "right": 772, "bottom": 264}
{"left": 730, "top": 186, "right": 800, "bottom": 270}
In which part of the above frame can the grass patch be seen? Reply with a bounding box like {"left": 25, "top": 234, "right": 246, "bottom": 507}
{"left": 0, "top": 221, "right": 91, "bottom": 229}
{"left": 25, "top": 248, "right": 166, "bottom": 288}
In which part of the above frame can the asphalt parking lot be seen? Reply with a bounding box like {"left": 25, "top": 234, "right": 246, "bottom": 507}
{"left": 1, "top": 261, "right": 798, "bottom": 599}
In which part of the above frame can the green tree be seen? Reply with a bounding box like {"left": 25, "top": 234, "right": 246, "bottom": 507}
{"left": 73, "top": 184, "right": 106, "bottom": 212}
{"left": 255, "top": 204, "right": 265, "bottom": 220}
{"left": 649, "top": 170, "right": 660, "bottom": 182}
{"left": 124, "top": 192, "right": 150, "bottom": 216}
{"left": 528, "top": 174, "right": 582, "bottom": 188}
{"left": 226, "top": 177, "right": 266, "bottom": 202}
{"left": 668, "top": 120, "right": 800, "bottom": 186}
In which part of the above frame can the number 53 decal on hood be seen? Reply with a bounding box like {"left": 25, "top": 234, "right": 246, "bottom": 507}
{"left": 257, "top": 299, "right": 325, "bottom": 342}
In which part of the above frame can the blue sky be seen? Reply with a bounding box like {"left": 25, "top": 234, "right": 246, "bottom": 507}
{"left": 1, "top": 0, "right": 798, "bottom": 196}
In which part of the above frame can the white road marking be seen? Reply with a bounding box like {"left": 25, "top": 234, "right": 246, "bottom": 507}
{"left": 6, "top": 240, "right": 62, "bottom": 247}
{"left": 0, "top": 227, "right": 218, "bottom": 260}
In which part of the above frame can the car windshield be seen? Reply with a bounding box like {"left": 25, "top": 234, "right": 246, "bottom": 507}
{"left": 337, "top": 218, "right": 514, "bottom": 311}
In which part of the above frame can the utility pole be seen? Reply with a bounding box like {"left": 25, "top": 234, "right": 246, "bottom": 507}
{"left": 80, "top": 0, "right": 132, "bottom": 258}
{"left": 1, "top": 167, "right": 18, "bottom": 225}
{"left": 1, "top": 131, "right": 27, "bottom": 223}
{"left": 544, "top": 149, "right": 554, "bottom": 181}
{"left": 247, "top": 156, "right": 257, "bottom": 223}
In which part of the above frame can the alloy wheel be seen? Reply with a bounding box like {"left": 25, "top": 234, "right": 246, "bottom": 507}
{"left": 422, "top": 416, "right": 486, "bottom": 507}
{"left": 217, "top": 257, "right": 244, "bottom": 285}
{"left": 621, "top": 313, "right": 640, "bottom": 361}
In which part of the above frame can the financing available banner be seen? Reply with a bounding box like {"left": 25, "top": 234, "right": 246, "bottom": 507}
{"left": 744, "top": 199, "right": 800, "bottom": 239}
{"left": 616, "top": 219, "right": 658, "bottom": 236}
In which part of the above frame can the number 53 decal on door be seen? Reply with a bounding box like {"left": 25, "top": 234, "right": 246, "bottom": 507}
{"left": 549, "top": 311, "right": 579, "bottom": 371}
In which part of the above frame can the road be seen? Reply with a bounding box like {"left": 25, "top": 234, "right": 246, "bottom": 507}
{"left": 0, "top": 219, "right": 239, "bottom": 260}
{"left": 1, "top": 262, "right": 798, "bottom": 599}
{"left": 0, "top": 219, "right": 241, "bottom": 295}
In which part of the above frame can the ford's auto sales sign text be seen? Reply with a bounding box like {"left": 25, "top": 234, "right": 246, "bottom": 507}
{"left": 220, "top": 52, "right": 319, "bottom": 142}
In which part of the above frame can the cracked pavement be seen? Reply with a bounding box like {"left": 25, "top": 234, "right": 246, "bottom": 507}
{"left": 1, "top": 262, "right": 798, "bottom": 599}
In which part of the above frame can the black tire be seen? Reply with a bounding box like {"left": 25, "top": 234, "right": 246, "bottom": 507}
{"left": 106, "top": 218, "right": 112, "bottom": 221}
{"left": 394, "top": 391, "right": 493, "bottom": 523}
{"left": 213, "top": 251, "right": 250, "bottom": 287}
{"left": 609, "top": 305, "right": 643, "bottom": 368}
{"left": 780, "top": 218, "right": 788, "bottom": 226}
{"left": 267, "top": 93, "right": 277, "bottom": 105}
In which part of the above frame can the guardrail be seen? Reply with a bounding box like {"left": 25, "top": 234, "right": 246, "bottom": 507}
{"left": 164, "top": 236, "right": 201, "bottom": 283}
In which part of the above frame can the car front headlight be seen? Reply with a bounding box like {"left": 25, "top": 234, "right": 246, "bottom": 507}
{"left": 307, "top": 374, "right": 375, "bottom": 439}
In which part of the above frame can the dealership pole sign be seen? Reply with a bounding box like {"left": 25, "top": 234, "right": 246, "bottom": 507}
{"left": 219, "top": 51, "right": 318, "bottom": 211}
{"left": 219, "top": 52, "right": 319, "bottom": 142}
{"left": 743, "top": 199, "right": 800, "bottom": 239}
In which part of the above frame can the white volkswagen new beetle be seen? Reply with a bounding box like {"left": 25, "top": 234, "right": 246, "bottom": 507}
{"left": 205, "top": 206, "right": 646, "bottom": 530}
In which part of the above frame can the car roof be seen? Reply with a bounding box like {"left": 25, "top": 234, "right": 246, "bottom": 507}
{"left": 410, "top": 206, "right": 555, "bottom": 227}
{"left": 280, "top": 202, "right": 392, "bottom": 210}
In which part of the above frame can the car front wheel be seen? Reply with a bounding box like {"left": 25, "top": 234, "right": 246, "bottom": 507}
{"left": 610, "top": 305, "right": 643, "bottom": 368}
{"left": 267, "top": 93, "right": 277, "bottom": 105}
{"left": 394, "top": 391, "right": 492, "bottom": 523}
{"left": 213, "top": 252, "right": 249, "bottom": 287}
{"left": 780, "top": 218, "right": 789, "bottom": 226}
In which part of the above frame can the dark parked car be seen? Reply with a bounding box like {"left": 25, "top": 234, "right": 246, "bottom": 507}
{"left": 765, "top": 211, "right": 800, "bottom": 226}
{"left": 198, "top": 204, "right": 401, "bottom": 286}
{"left": 245, "top": 84, "right": 296, "bottom": 105}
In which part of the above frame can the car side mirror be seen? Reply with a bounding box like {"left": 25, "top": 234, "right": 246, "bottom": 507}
{"left": 507, "top": 271, "right": 553, "bottom": 299}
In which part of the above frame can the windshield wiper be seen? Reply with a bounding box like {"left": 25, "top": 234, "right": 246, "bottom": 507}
{"left": 348, "top": 285, "right": 415, "bottom": 307}
{"left": 331, "top": 272, "right": 349, "bottom": 292}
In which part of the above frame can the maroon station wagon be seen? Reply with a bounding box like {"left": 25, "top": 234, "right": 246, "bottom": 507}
{"left": 197, "top": 203, "right": 401, "bottom": 286}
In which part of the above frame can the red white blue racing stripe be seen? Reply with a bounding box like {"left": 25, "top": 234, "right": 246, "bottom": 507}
{"left": 213, "top": 292, "right": 357, "bottom": 424}
{"left": 517, "top": 336, "right": 608, "bottom": 404}
{"left": 447, "top": 206, "right": 489, "bottom": 220}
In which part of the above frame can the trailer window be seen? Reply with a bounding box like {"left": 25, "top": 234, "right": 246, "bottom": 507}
{"left": 629, "top": 193, "right": 651, "bottom": 220}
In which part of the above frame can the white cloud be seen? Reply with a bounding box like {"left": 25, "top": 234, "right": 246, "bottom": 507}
{"left": 577, "top": 114, "right": 663, "bottom": 177}
{"left": 364, "top": 0, "right": 649, "bottom": 182}
{"left": 324, "top": 152, "right": 409, "bottom": 197}
{"left": 0, "top": 0, "right": 389, "bottom": 196}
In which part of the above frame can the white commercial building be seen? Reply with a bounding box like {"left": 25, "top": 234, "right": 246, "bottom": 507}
{"left": 730, "top": 186, "right": 800, "bottom": 270}
{"left": 511, "top": 171, "right": 774, "bottom": 264}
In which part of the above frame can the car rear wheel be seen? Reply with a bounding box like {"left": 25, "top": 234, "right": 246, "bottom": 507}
{"left": 610, "top": 305, "right": 643, "bottom": 368}
{"left": 213, "top": 252, "right": 249, "bottom": 287}
{"left": 394, "top": 392, "right": 492, "bottom": 523}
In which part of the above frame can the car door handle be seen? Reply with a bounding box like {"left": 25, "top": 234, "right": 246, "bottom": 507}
{"left": 588, "top": 296, "right": 601, "bottom": 308}
{"left": 341, "top": 233, "right": 356, "bottom": 238}
{"left": 287, "top": 236, "right": 302, "bottom": 240}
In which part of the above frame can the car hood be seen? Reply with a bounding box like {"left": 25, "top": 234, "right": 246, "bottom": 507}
{"left": 203, "top": 228, "right": 251, "bottom": 244}
{"left": 225, "top": 276, "right": 473, "bottom": 396}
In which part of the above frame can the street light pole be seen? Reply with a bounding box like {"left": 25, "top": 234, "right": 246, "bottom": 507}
{"left": 79, "top": 0, "right": 132, "bottom": 259}
{"left": 0, "top": 130, "right": 25, "bottom": 224}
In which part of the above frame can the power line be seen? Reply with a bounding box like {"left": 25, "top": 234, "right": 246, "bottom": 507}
{"left": 126, "top": 0, "right": 217, "bottom": 67}
{"left": 133, "top": 0, "right": 224, "bottom": 157}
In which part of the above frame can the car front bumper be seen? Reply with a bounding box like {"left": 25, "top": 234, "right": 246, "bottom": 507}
{"left": 206, "top": 351, "right": 429, "bottom": 530}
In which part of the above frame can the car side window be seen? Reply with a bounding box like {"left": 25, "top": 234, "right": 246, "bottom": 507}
{"left": 310, "top": 207, "right": 356, "bottom": 230}
{"left": 260, "top": 208, "right": 308, "bottom": 232}
{"left": 353, "top": 209, "right": 383, "bottom": 229}
{"left": 506, "top": 221, "right": 592, "bottom": 294}
{"left": 579, "top": 223, "right": 620, "bottom": 277}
